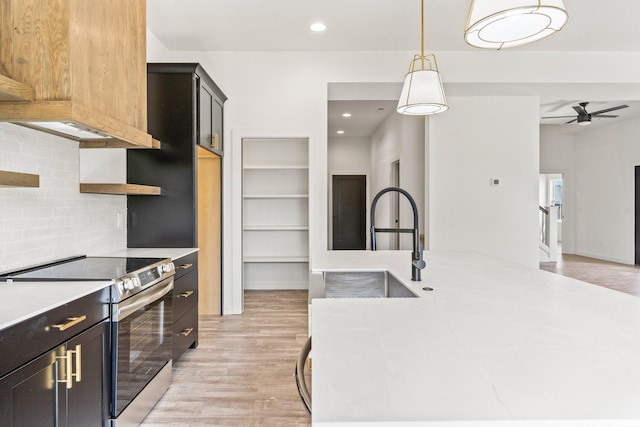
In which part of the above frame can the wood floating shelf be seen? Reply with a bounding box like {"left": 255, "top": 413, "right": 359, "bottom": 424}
{"left": 79, "top": 138, "right": 161, "bottom": 150}
{"left": 79, "top": 183, "right": 161, "bottom": 195}
{"left": 0, "top": 76, "right": 35, "bottom": 102}
{"left": 0, "top": 170, "right": 39, "bottom": 188}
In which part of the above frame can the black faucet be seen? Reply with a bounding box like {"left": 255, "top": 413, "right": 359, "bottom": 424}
{"left": 370, "top": 187, "right": 425, "bottom": 281}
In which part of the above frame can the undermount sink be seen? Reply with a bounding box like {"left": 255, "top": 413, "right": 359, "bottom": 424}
{"left": 321, "top": 271, "right": 418, "bottom": 299}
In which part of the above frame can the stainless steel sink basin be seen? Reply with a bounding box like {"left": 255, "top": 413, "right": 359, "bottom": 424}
{"left": 321, "top": 271, "right": 418, "bottom": 299}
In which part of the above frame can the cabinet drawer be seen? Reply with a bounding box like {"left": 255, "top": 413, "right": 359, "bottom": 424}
{"left": 173, "top": 307, "right": 198, "bottom": 362}
{"left": 173, "top": 270, "right": 198, "bottom": 320}
{"left": 173, "top": 252, "right": 198, "bottom": 280}
{"left": 0, "top": 287, "right": 110, "bottom": 378}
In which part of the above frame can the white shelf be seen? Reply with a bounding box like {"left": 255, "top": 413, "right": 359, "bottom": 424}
{"left": 244, "top": 225, "right": 309, "bottom": 231}
{"left": 243, "top": 165, "right": 308, "bottom": 170}
{"left": 243, "top": 256, "right": 309, "bottom": 263}
{"left": 243, "top": 193, "right": 308, "bottom": 199}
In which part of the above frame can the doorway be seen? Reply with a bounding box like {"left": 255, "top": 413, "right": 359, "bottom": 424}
{"left": 332, "top": 175, "right": 366, "bottom": 250}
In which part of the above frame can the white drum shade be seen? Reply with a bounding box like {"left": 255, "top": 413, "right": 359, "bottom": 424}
{"left": 464, "top": 0, "right": 568, "bottom": 49}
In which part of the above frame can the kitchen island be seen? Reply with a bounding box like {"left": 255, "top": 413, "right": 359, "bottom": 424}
{"left": 311, "top": 250, "right": 640, "bottom": 426}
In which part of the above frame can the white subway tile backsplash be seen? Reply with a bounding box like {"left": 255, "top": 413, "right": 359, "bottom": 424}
{"left": 0, "top": 123, "right": 126, "bottom": 272}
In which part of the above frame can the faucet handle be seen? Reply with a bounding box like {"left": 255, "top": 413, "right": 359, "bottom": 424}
{"left": 414, "top": 246, "right": 426, "bottom": 270}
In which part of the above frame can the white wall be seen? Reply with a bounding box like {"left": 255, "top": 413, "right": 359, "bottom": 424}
{"left": 0, "top": 123, "right": 126, "bottom": 272}
{"left": 369, "top": 113, "right": 425, "bottom": 250}
{"left": 327, "top": 137, "right": 370, "bottom": 250}
{"left": 572, "top": 119, "right": 640, "bottom": 264}
{"left": 429, "top": 96, "right": 540, "bottom": 268}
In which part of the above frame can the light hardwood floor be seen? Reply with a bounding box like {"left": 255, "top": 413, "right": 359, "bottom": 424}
{"left": 540, "top": 251, "right": 640, "bottom": 297}
{"left": 141, "top": 290, "right": 311, "bottom": 427}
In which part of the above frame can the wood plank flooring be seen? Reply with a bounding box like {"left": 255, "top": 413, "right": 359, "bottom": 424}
{"left": 540, "top": 252, "right": 640, "bottom": 297}
{"left": 141, "top": 290, "right": 311, "bottom": 427}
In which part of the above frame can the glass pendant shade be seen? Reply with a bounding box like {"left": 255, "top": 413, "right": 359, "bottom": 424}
{"left": 397, "top": 61, "right": 448, "bottom": 115}
{"left": 464, "top": 0, "right": 568, "bottom": 49}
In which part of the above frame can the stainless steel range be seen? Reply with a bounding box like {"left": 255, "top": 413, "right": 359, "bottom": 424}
{"left": 1, "top": 255, "right": 176, "bottom": 427}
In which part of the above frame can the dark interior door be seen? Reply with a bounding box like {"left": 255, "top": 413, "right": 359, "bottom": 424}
{"left": 635, "top": 166, "right": 640, "bottom": 264}
{"left": 333, "top": 175, "right": 366, "bottom": 250}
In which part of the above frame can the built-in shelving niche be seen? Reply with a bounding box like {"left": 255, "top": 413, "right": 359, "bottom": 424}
{"left": 242, "top": 138, "right": 309, "bottom": 290}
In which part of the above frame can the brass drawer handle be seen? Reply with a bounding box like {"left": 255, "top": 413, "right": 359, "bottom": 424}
{"left": 178, "top": 263, "right": 193, "bottom": 270}
{"left": 51, "top": 315, "right": 87, "bottom": 331}
{"left": 178, "top": 327, "right": 194, "bottom": 337}
{"left": 178, "top": 290, "right": 194, "bottom": 298}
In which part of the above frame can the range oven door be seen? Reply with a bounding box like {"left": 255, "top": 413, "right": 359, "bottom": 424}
{"left": 110, "top": 277, "right": 173, "bottom": 418}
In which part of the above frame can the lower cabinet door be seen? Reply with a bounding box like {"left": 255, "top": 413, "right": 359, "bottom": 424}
{"left": 66, "top": 321, "right": 110, "bottom": 427}
{"left": 0, "top": 321, "right": 109, "bottom": 427}
{"left": 0, "top": 345, "right": 66, "bottom": 427}
{"left": 173, "top": 306, "right": 198, "bottom": 362}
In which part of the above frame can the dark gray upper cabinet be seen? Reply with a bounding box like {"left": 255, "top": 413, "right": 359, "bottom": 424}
{"left": 127, "top": 63, "right": 227, "bottom": 248}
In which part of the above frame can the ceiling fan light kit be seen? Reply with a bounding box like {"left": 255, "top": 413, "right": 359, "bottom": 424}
{"left": 397, "top": 0, "right": 448, "bottom": 116}
{"left": 464, "top": 0, "right": 569, "bottom": 49}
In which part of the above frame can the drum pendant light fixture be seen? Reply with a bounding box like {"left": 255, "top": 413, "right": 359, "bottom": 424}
{"left": 397, "top": 0, "right": 448, "bottom": 115}
{"left": 464, "top": 0, "right": 568, "bottom": 49}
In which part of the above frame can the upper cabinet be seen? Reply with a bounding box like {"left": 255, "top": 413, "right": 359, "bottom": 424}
{"left": 0, "top": 0, "right": 153, "bottom": 148}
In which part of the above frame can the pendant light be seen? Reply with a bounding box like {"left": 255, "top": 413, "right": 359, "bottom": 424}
{"left": 397, "top": 0, "right": 448, "bottom": 115}
{"left": 464, "top": 0, "right": 568, "bottom": 49}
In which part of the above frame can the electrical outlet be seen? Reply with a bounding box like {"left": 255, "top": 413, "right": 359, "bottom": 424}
{"left": 490, "top": 178, "right": 500, "bottom": 186}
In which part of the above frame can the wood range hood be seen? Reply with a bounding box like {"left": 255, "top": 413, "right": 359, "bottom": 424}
{"left": 0, "top": 0, "right": 156, "bottom": 149}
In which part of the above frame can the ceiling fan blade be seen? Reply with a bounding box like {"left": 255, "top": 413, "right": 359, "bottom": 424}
{"left": 592, "top": 115, "right": 618, "bottom": 118}
{"left": 589, "top": 104, "right": 629, "bottom": 115}
{"left": 573, "top": 105, "right": 587, "bottom": 115}
{"left": 541, "top": 115, "right": 577, "bottom": 119}
{"left": 565, "top": 118, "right": 578, "bottom": 124}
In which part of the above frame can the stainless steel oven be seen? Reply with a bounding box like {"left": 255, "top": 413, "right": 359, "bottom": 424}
{"left": 0, "top": 255, "right": 176, "bottom": 427}
{"left": 111, "top": 275, "right": 173, "bottom": 426}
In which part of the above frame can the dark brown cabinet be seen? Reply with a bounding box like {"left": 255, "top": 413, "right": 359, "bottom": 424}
{"left": 128, "top": 62, "right": 225, "bottom": 321}
{"left": 0, "top": 294, "right": 110, "bottom": 427}
{"left": 172, "top": 252, "right": 199, "bottom": 362}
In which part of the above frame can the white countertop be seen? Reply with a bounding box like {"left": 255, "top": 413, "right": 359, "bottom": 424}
{"left": 0, "top": 248, "right": 198, "bottom": 331}
{"left": 311, "top": 250, "right": 640, "bottom": 426}
{"left": 0, "top": 280, "right": 112, "bottom": 330}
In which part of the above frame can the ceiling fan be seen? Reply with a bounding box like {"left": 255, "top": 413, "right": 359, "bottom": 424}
{"left": 541, "top": 102, "right": 629, "bottom": 126}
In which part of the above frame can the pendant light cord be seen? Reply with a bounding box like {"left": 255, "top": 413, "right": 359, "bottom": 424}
{"left": 421, "top": 0, "right": 425, "bottom": 70}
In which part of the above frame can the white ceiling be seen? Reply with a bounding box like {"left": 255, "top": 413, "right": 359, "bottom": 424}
{"left": 148, "top": 0, "right": 640, "bottom": 137}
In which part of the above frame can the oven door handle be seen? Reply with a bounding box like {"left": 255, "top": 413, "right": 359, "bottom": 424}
{"left": 114, "top": 278, "right": 174, "bottom": 322}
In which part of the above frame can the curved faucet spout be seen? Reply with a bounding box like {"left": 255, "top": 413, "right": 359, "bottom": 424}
{"left": 370, "top": 187, "right": 425, "bottom": 281}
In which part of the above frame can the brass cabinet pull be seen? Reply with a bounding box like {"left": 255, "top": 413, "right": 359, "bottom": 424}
{"left": 178, "top": 263, "right": 193, "bottom": 270}
{"left": 178, "top": 290, "right": 194, "bottom": 298}
{"left": 74, "top": 344, "right": 81, "bottom": 384}
{"left": 58, "top": 344, "right": 81, "bottom": 388}
{"left": 212, "top": 134, "right": 219, "bottom": 149}
{"left": 178, "top": 327, "right": 194, "bottom": 337}
{"left": 51, "top": 315, "right": 87, "bottom": 331}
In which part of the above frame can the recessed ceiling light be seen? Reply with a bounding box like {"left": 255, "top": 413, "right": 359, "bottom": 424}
{"left": 310, "top": 22, "right": 326, "bottom": 32}
{"left": 342, "top": 113, "right": 352, "bottom": 118}
{"left": 337, "top": 130, "right": 344, "bottom": 134}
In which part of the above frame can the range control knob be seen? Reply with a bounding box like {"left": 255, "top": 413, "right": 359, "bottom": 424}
{"left": 123, "top": 278, "right": 135, "bottom": 290}
{"left": 157, "top": 265, "right": 164, "bottom": 275}
{"left": 133, "top": 277, "right": 141, "bottom": 288}
{"left": 162, "top": 262, "right": 175, "bottom": 273}
{"left": 116, "top": 280, "right": 125, "bottom": 293}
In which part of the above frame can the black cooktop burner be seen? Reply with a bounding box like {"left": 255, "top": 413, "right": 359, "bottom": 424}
{"left": 0, "top": 256, "right": 167, "bottom": 281}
